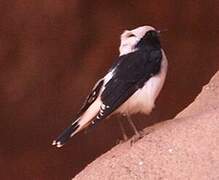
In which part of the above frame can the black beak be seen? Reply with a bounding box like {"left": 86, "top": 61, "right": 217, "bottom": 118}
{"left": 157, "top": 29, "right": 168, "bottom": 34}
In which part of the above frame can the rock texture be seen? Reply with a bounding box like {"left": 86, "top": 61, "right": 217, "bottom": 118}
{"left": 74, "top": 71, "right": 219, "bottom": 180}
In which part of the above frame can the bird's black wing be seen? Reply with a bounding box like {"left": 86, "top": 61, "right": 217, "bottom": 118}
{"left": 78, "top": 78, "right": 104, "bottom": 116}
{"left": 94, "top": 49, "right": 162, "bottom": 122}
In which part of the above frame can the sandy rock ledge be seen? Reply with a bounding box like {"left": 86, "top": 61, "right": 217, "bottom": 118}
{"left": 73, "top": 71, "right": 219, "bottom": 180}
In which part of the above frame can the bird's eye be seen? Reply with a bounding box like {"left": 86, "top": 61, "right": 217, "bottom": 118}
{"left": 128, "top": 34, "right": 135, "bottom": 38}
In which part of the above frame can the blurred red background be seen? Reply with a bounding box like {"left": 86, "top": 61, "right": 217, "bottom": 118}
{"left": 0, "top": 0, "right": 219, "bottom": 179}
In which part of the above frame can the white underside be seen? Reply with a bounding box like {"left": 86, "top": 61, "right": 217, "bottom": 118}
{"left": 115, "top": 50, "right": 168, "bottom": 115}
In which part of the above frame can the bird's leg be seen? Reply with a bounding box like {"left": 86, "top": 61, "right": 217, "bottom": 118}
{"left": 127, "top": 114, "right": 143, "bottom": 144}
{"left": 127, "top": 114, "right": 140, "bottom": 136}
{"left": 118, "top": 118, "right": 128, "bottom": 142}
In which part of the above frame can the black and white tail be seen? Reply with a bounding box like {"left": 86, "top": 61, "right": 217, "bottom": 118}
{"left": 52, "top": 118, "right": 81, "bottom": 147}
{"left": 52, "top": 98, "right": 102, "bottom": 147}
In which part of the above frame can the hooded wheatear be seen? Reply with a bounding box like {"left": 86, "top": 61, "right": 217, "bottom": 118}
{"left": 52, "top": 25, "right": 168, "bottom": 147}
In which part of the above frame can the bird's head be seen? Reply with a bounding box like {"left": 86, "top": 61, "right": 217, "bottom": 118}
{"left": 119, "top": 25, "right": 161, "bottom": 56}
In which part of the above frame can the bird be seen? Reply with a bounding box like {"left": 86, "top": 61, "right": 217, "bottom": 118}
{"left": 52, "top": 25, "right": 168, "bottom": 148}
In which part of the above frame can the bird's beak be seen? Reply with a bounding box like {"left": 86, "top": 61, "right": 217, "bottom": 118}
{"left": 157, "top": 29, "right": 168, "bottom": 34}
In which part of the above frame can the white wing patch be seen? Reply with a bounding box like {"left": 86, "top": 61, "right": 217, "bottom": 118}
{"left": 103, "top": 69, "right": 115, "bottom": 86}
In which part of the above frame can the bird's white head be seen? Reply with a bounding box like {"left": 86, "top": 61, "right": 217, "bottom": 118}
{"left": 119, "top": 25, "right": 159, "bottom": 56}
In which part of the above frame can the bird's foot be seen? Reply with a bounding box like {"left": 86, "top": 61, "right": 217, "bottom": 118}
{"left": 116, "top": 133, "right": 129, "bottom": 144}
{"left": 130, "top": 128, "right": 154, "bottom": 145}
{"left": 130, "top": 131, "right": 144, "bottom": 145}
{"left": 119, "top": 135, "right": 129, "bottom": 144}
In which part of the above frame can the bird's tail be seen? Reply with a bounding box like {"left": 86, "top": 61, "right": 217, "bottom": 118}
{"left": 52, "top": 98, "right": 102, "bottom": 147}
{"left": 52, "top": 118, "right": 84, "bottom": 148}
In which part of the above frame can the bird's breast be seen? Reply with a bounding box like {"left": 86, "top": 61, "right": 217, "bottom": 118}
{"left": 116, "top": 50, "right": 168, "bottom": 116}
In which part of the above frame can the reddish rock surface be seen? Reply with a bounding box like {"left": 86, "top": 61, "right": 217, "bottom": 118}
{"left": 74, "top": 72, "right": 219, "bottom": 180}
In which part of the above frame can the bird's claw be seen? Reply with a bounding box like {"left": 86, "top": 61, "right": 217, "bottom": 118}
{"left": 130, "top": 131, "right": 144, "bottom": 146}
